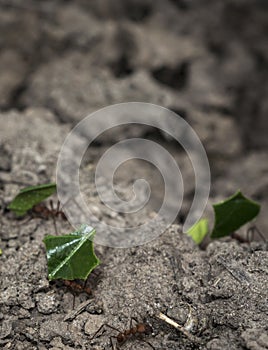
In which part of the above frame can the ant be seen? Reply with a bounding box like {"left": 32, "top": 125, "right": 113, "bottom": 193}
{"left": 61, "top": 279, "right": 92, "bottom": 309}
{"left": 90, "top": 317, "right": 155, "bottom": 349}
{"left": 231, "top": 225, "right": 267, "bottom": 246}
{"left": 62, "top": 280, "right": 91, "bottom": 295}
{"left": 30, "top": 199, "right": 67, "bottom": 234}
{"left": 31, "top": 200, "right": 66, "bottom": 220}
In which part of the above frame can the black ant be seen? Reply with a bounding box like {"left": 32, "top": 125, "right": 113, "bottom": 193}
{"left": 91, "top": 317, "right": 155, "bottom": 349}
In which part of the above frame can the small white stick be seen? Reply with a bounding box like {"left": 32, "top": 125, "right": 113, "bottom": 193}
{"left": 158, "top": 312, "right": 184, "bottom": 330}
{"left": 156, "top": 312, "right": 203, "bottom": 344}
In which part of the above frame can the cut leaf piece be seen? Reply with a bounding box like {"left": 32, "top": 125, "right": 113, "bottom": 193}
{"left": 211, "top": 191, "right": 260, "bottom": 239}
{"left": 187, "top": 218, "right": 209, "bottom": 244}
{"left": 8, "top": 183, "right": 57, "bottom": 216}
{"left": 43, "top": 224, "right": 100, "bottom": 281}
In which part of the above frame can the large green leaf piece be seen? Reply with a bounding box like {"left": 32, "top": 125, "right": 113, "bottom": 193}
{"left": 211, "top": 191, "right": 260, "bottom": 239}
{"left": 43, "top": 224, "right": 100, "bottom": 281}
{"left": 187, "top": 218, "right": 209, "bottom": 244}
{"left": 8, "top": 183, "right": 57, "bottom": 216}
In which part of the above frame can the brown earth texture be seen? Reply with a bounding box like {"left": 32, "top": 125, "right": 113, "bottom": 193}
{"left": 0, "top": 1, "right": 268, "bottom": 349}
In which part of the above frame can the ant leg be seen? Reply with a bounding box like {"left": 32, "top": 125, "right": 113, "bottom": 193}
{"left": 82, "top": 280, "right": 92, "bottom": 295}
{"left": 52, "top": 215, "right": 58, "bottom": 235}
{"left": 49, "top": 199, "right": 54, "bottom": 212}
{"left": 49, "top": 200, "right": 58, "bottom": 235}
{"left": 110, "top": 336, "right": 118, "bottom": 350}
{"left": 248, "top": 226, "right": 266, "bottom": 243}
{"left": 139, "top": 339, "right": 155, "bottom": 350}
{"left": 247, "top": 226, "right": 254, "bottom": 245}
{"left": 56, "top": 200, "right": 66, "bottom": 221}
{"left": 90, "top": 324, "right": 106, "bottom": 340}
{"left": 89, "top": 324, "right": 120, "bottom": 341}
{"left": 55, "top": 200, "right": 63, "bottom": 220}
{"left": 62, "top": 280, "right": 76, "bottom": 309}
{"left": 71, "top": 293, "right": 75, "bottom": 309}
{"left": 252, "top": 225, "right": 266, "bottom": 242}
{"left": 247, "top": 225, "right": 267, "bottom": 250}
{"left": 56, "top": 200, "right": 60, "bottom": 213}
{"left": 130, "top": 316, "right": 139, "bottom": 328}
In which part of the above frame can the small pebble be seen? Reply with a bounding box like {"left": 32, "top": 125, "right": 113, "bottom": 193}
{"left": 36, "top": 291, "right": 59, "bottom": 314}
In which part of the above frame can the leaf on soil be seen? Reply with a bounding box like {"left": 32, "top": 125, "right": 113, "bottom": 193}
{"left": 8, "top": 183, "right": 57, "bottom": 216}
{"left": 0, "top": 248, "right": 2, "bottom": 256}
{"left": 211, "top": 191, "right": 260, "bottom": 239}
{"left": 187, "top": 218, "right": 209, "bottom": 244}
{"left": 43, "top": 224, "right": 100, "bottom": 281}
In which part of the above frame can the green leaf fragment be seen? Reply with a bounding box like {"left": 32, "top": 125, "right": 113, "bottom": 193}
{"left": 187, "top": 218, "right": 209, "bottom": 244}
{"left": 8, "top": 183, "right": 57, "bottom": 216}
{"left": 211, "top": 190, "right": 260, "bottom": 239}
{"left": 43, "top": 224, "right": 100, "bottom": 281}
{"left": 0, "top": 248, "right": 2, "bottom": 256}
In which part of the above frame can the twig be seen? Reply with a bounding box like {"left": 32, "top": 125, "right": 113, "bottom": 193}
{"left": 156, "top": 312, "right": 203, "bottom": 344}
{"left": 64, "top": 299, "right": 92, "bottom": 321}
{"left": 217, "top": 256, "right": 251, "bottom": 285}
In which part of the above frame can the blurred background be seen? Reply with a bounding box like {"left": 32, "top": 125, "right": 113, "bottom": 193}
{"left": 0, "top": 0, "right": 267, "bottom": 236}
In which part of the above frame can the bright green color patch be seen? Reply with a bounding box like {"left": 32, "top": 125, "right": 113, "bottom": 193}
{"left": 43, "top": 224, "right": 100, "bottom": 281}
{"left": 187, "top": 218, "right": 209, "bottom": 244}
{"left": 211, "top": 190, "right": 260, "bottom": 239}
{"left": 0, "top": 248, "right": 2, "bottom": 255}
{"left": 8, "top": 183, "right": 57, "bottom": 216}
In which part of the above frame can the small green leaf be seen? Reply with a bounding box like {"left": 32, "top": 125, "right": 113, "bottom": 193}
{"left": 211, "top": 191, "right": 260, "bottom": 239}
{"left": 187, "top": 218, "right": 209, "bottom": 244}
{"left": 43, "top": 224, "right": 100, "bottom": 281}
{"left": 8, "top": 183, "right": 57, "bottom": 216}
{"left": 0, "top": 248, "right": 2, "bottom": 256}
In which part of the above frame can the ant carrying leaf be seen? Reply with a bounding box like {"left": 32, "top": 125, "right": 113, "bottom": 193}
{"left": 7, "top": 183, "right": 67, "bottom": 233}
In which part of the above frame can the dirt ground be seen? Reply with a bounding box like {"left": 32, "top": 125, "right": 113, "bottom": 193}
{"left": 0, "top": 1, "right": 268, "bottom": 349}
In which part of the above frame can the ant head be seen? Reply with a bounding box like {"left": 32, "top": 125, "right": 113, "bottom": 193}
{"left": 117, "top": 333, "right": 125, "bottom": 343}
{"left": 136, "top": 323, "right": 152, "bottom": 335}
{"left": 143, "top": 324, "right": 153, "bottom": 335}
